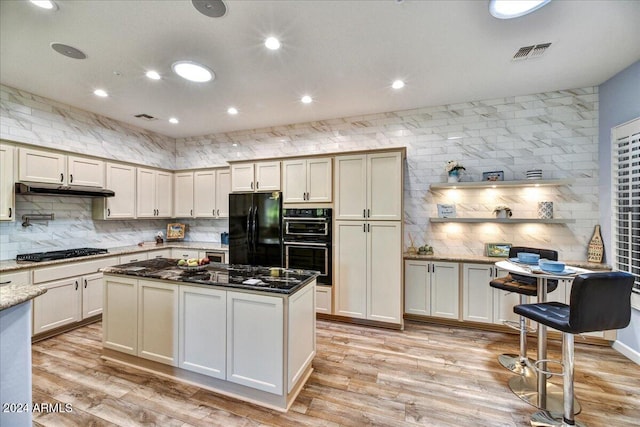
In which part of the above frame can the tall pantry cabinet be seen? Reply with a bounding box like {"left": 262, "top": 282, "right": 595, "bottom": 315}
{"left": 333, "top": 150, "right": 404, "bottom": 327}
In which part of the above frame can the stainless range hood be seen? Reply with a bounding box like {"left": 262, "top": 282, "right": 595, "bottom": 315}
{"left": 15, "top": 182, "right": 115, "bottom": 197}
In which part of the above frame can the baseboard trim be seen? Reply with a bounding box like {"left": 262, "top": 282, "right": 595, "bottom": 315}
{"left": 612, "top": 340, "right": 640, "bottom": 365}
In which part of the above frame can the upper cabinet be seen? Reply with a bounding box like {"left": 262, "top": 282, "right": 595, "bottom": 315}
{"left": 231, "top": 161, "right": 280, "bottom": 192}
{"left": 0, "top": 144, "right": 15, "bottom": 221}
{"left": 136, "top": 167, "right": 173, "bottom": 218}
{"left": 282, "top": 157, "right": 332, "bottom": 203}
{"left": 335, "top": 151, "right": 402, "bottom": 221}
{"left": 19, "top": 147, "right": 104, "bottom": 188}
{"left": 193, "top": 168, "right": 231, "bottom": 218}
{"left": 174, "top": 172, "right": 194, "bottom": 218}
{"left": 92, "top": 162, "right": 136, "bottom": 219}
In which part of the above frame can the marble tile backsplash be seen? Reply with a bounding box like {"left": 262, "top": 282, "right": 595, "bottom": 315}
{"left": 1, "top": 83, "right": 599, "bottom": 261}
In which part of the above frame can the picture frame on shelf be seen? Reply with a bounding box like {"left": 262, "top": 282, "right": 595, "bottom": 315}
{"left": 482, "top": 170, "right": 504, "bottom": 181}
{"left": 166, "top": 223, "right": 186, "bottom": 240}
{"left": 485, "top": 243, "right": 512, "bottom": 257}
{"left": 437, "top": 204, "right": 457, "bottom": 218}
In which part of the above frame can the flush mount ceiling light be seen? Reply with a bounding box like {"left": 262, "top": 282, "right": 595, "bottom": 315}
{"left": 301, "top": 95, "right": 313, "bottom": 104}
{"left": 169, "top": 117, "right": 179, "bottom": 124}
{"left": 227, "top": 107, "right": 238, "bottom": 115}
{"left": 489, "top": 0, "right": 551, "bottom": 19}
{"left": 172, "top": 61, "right": 214, "bottom": 83}
{"left": 51, "top": 43, "right": 86, "bottom": 60}
{"left": 264, "top": 37, "right": 281, "bottom": 50}
{"left": 392, "top": 79, "right": 405, "bottom": 89}
{"left": 192, "top": 0, "right": 227, "bottom": 18}
{"left": 145, "top": 70, "right": 161, "bottom": 80}
{"left": 93, "top": 89, "right": 108, "bottom": 97}
{"left": 30, "top": 0, "right": 57, "bottom": 10}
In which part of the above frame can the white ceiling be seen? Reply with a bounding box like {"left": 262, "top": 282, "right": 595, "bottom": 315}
{"left": 1, "top": 0, "right": 639, "bottom": 139}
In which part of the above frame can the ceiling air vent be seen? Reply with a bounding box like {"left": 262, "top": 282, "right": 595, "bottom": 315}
{"left": 134, "top": 113, "right": 157, "bottom": 121}
{"left": 512, "top": 42, "right": 552, "bottom": 61}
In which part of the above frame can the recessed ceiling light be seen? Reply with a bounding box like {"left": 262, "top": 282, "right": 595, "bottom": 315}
{"left": 172, "top": 61, "right": 214, "bottom": 83}
{"left": 392, "top": 80, "right": 405, "bottom": 89}
{"left": 301, "top": 95, "right": 312, "bottom": 104}
{"left": 93, "top": 89, "right": 108, "bottom": 98}
{"left": 191, "top": 0, "right": 227, "bottom": 18}
{"left": 51, "top": 43, "right": 86, "bottom": 60}
{"left": 30, "top": 0, "right": 57, "bottom": 10}
{"left": 265, "top": 37, "right": 281, "bottom": 50}
{"left": 227, "top": 107, "right": 238, "bottom": 115}
{"left": 146, "top": 70, "right": 161, "bottom": 80}
{"left": 489, "top": 0, "right": 552, "bottom": 19}
{"left": 169, "top": 117, "right": 179, "bottom": 124}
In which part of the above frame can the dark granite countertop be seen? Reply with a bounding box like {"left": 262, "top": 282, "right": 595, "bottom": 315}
{"left": 102, "top": 258, "right": 318, "bottom": 295}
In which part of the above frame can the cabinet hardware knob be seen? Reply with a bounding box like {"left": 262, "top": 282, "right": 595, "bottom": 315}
{"left": 367, "top": 223, "right": 370, "bottom": 232}
{"left": 8, "top": 207, "right": 11, "bottom": 218}
{"left": 251, "top": 182, "right": 253, "bottom": 190}
{"left": 367, "top": 209, "right": 370, "bottom": 218}
{"left": 213, "top": 209, "right": 215, "bottom": 216}
{"left": 70, "top": 174, "right": 73, "bottom": 183}
{"left": 190, "top": 209, "right": 193, "bottom": 216}
{"left": 84, "top": 279, "right": 88, "bottom": 289}
{"left": 107, "top": 208, "right": 111, "bottom": 216}
{"left": 60, "top": 173, "right": 64, "bottom": 182}
{"left": 75, "top": 281, "right": 79, "bottom": 291}
{"left": 363, "top": 224, "right": 366, "bottom": 232}
{"left": 0, "top": 281, "right": 10, "bottom": 285}
{"left": 363, "top": 209, "right": 366, "bottom": 218}
{"left": 256, "top": 181, "right": 259, "bottom": 189}
{"left": 217, "top": 209, "right": 220, "bottom": 216}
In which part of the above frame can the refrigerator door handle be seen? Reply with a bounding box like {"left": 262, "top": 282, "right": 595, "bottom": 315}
{"left": 252, "top": 207, "right": 258, "bottom": 253}
{"left": 246, "top": 207, "right": 253, "bottom": 248}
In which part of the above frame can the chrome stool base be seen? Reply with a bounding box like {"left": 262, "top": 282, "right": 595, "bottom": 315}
{"left": 508, "top": 374, "right": 581, "bottom": 415}
{"left": 530, "top": 410, "right": 586, "bottom": 427}
{"left": 498, "top": 353, "right": 532, "bottom": 375}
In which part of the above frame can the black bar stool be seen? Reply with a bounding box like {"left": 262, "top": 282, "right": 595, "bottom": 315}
{"left": 514, "top": 271, "right": 635, "bottom": 427}
{"left": 490, "top": 246, "right": 559, "bottom": 374}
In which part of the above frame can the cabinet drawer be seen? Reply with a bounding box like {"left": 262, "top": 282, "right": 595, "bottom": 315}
{"left": 0, "top": 270, "right": 31, "bottom": 286}
{"left": 119, "top": 253, "right": 148, "bottom": 264}
{"left": 172, "top": 249, "right": 200, "bottom": 259}
{"left": 33, "top": 257, "right": 115, "bottom": 284}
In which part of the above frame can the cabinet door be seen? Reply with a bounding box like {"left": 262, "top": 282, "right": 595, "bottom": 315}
{"left": 174, "top": 172, "right": 194, "bottom": 218}
{"left": 136, "top": 167, "right": 156, "bottom": 218}
{"left": 288, "top": 281, "right": 316, "bottom": 392}
{"left": 33, "top": 277, "right": 81, "bottom": 334}
{"left": 307, "top": 157, "right": 332, "bottom": 202}
{"left": 462, "top": 263, "right": 493, "bottom": 323}
{"left": 155, "top": 170, "right": 173, "bottom": 218}
{"left": 405, "top": 260, "right": 430, "bottom": 315}
{"left": 282, "top": 159, "right": 306, "bottom": 203}
{"left": 18, "top": 147, "right": 66, "bottom": 184}
{"left": 103, "top": 276, "right": 138, "bottom": 355}
{"left": 172, "top": 248, "right": 200, "bottom": 259}
{"left": 335, "top": 155, "right": 367, "bottom": 220}
{"left": 334, "top": 220, "right": 368, "bottom": 318}
{"left": 230, "top": 163, "right": 254, "bottom": 192}
{"left": 179, "top": 286, "right": 226, "bottom": 379}
{"left": 255, "top": 161, "right": 281, "bottom": 191}
{"left": 492, "top": 265, "right": 521, "bottom": 325}
{"left": 105, "top": 162, "right": 136, "bottom": 219}
{"left": 138, "top": 280, "right": 179, "bottom": 366}
{"left": 315, "top": 285, "right": 332, "bottom": 314}
{"left": 0, "top": 144, "right": 15, "bottom": 221}
{"left": 367, "top": 221, "right": 402, "bottom": 324}
{"left": 226, "top": 291, "right": 284, "bottom": 395}
{"left": 67, "top": 155, "right": 104, "bottom": 188}
{"left": 194, "top": 170, "right": 216, "bottom": 218}
{"left": 215, "top": 169, "right": 231, "bottom": 218}
{"left": 430, "top": 261, "right": 459, "bottom": 319}
{"left": 81, "top": 272, "right": 104, "bottom": 318}
{"left": 368, "top": 152, "right": 402, "bottom": 221}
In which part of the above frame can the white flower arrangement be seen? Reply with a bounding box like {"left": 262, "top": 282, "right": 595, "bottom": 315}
{"left": 493, "top": 205, "right": 513, "bottom": 217}
{"left": 445, "top": 160, "right": 466, "bottom": 173}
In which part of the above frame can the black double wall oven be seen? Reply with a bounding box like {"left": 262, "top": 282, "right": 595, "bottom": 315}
{"left": 282, "top": 208, "right": 332, "bottom": 285}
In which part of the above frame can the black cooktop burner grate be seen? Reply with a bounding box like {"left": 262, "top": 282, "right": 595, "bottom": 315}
{"left": 16, "top": 247, "right": 108, "bottom": 263}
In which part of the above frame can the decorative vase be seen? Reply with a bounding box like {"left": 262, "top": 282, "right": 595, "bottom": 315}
{"left": 447, "top": 171, "right": 459, "bottom": 183}
{"left": 496, "top": 210, "right": 507, "bottom": 219}
{"left": 538, "top": 201, "right": 553, "bottom": 219}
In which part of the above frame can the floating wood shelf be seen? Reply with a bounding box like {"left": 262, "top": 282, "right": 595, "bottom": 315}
{"left": 429, "top": 218, "right": 576, "bottom": 224}
{"left": 429, "top": 178, "right": 574, "bottom": 190}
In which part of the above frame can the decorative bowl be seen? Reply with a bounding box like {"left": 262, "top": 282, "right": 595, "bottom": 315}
{"left": 539, "top": 260, "right": 566, "bottom": 273}
{"left": 517, "top": 252, "right": 540, "bottom": 264}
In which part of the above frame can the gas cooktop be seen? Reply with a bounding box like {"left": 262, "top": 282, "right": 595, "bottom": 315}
{"left": 16, "top": 248, "right": 108, "bottom": 263}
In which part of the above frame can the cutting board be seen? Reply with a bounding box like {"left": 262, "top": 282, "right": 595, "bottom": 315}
{"left": 588, "top": 225, "right": 604, "bottom": 263}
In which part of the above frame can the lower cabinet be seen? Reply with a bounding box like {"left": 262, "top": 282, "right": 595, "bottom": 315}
{"left": 81, "top": 272, "right": 105, "bottom": 318}
{"left": 179, "top": 286, "right": 226, "bottom": 379}
{"left": 103, "top": 276, "right": 138, "bottom": 355}
{"left": 462, "top": 263, "right": 520, "bottom": 325}
{"left": 315, "top": 285, "right": 332, "bottom": 314}
{"left": 405, "top": 260, "right": 459, "bottom": 319}
{"left": 138, "top": 280, "right": 179, "bottom": 366}
{"left": 226, "top": 291, "right": 284, "bottom": 394}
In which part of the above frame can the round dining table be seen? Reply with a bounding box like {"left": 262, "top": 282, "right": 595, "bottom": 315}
{"left": 494, "top": 259, "right": 592, "bottom": 414}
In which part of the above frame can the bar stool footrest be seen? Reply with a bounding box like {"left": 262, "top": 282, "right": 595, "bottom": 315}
{"left": 532, "top": 358, "right": 565, "bottom": 378}
{"left": 531, "top": 410, "right": 585, "bottom": 427}
{"left": 503, "top": 319, "right": 536, "bottom": 333}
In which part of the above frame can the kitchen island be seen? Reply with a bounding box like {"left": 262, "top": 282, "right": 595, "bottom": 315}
{"left": 101, "top": 259, "right": 317, "bottom": 412}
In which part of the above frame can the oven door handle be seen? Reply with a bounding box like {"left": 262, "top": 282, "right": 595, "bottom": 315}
{"left": 282, "top": 217, "right": 329, "bottom": 221}
{"left": 283, "top": 241, "right": 329, "bottom": 247}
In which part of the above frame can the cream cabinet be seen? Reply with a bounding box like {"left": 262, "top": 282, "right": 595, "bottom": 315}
{"left": 81, "top": 272, "right": 104, "bottom": 318}
{"left": 193, "top": 168, "right": 231, "bottom": 218}
{"left": 138, "top": 280, "right": 179, "bottom": 366}
{"left": 282, "top": 157, "right": 332, "bottom": 203}
{"left": 230, "top": 161, "right": 280, "bottom": 192}
{"left": 174, "top": 172, "right": 194, "bottom": 218}
{"left": 335, "top": 151, "right": 402, "bottom": 221}
{"left": 0, "top": 144, "right": 15, "bottom": 221}
{"left": 136, "top": 167, "right": 173, "bottom": 218}
{"left": 462, "top": 263, "right": 520, "bottom": 325}
{"left": 315, "top": 285, "right": 332, "bottom": 314}
{"left": 33, "top": 277, "right": 82, "bottom": 334}
{"left": 226, "top": 291, "right": 284, "bottom": 394}
{"left": 404, "top": 260, "right": 459, "bottom": 319}
{"left": 334, "top": 220, "right": 402, "bottom": 325}
{"left": 93, "top": 162, "right": 136, "bottom": 219}
{"left": 103, "top": 275, "right": 138, "bottom": 355}
{"left": 172, "top": 248, "right": 200, "bottom": 260}
{"left": 179, "top": 286, "right": 226, "bottom": 379}
{"left": 18, "top": 147, "right": 104, "bottom": 187}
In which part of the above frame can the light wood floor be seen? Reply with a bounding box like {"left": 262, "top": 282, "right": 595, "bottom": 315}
{"left": 31, "top": 320, "right": 639, "bottom": 426}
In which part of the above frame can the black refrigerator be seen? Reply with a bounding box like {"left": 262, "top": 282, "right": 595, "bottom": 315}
{"left": 228, "top": 192, "right": 283, "bottom": 267}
